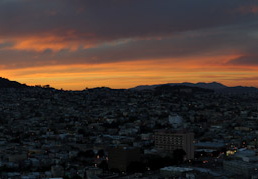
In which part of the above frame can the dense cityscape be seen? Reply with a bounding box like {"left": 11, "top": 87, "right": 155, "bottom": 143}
{"left": 1, "top": 78, "right": 258, "bottom": 178}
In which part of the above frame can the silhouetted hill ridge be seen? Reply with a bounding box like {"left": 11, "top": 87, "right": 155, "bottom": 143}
{"left": 131, "top": 82, "right": 258, "bottom": 94}
{"left": 0, "top": 77, "right": 28, "bottom": 88}
{"left": 1, "top": 77, "right": 257, "bottom": 94}
{"left": 131, "top": 82, "right": 227, "bottom": 91}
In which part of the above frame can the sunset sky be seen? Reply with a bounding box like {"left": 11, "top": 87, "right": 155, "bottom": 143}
{"left": 1, "top": 0, "right": 258, "bottom": 90}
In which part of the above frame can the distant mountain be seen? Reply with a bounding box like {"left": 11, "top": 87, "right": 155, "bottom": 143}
{"left": 131, "top": 82, "right": 258, "bottom": 94}
{"left": 1, "top": 77, "right": 257, "bottom": 94}
{"left": 154, "top": 84, "right": 214, "bottom": 94}
{"left": 0, "top": 77, "right": 28, "bottom": 88}
{"left": 131, "top": 82, "right": 227, "bottom": 91}
{"left": 186, "top": 82, "right": 227, "bottom": 90}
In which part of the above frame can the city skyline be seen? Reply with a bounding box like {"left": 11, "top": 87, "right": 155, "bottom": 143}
{"left": 1, "top": 0, "right": 258, "bottom": 90}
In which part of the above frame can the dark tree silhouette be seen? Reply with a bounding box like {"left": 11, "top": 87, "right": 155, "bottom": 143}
{"left": 173, "top": 149, "right": 186, "bottom": 164}
{"left": 97, "top": 149, "right": 105, "bottom": 158}
{"left": 98, "top": 160, "right": 108, "bottom": 171}
{"left": 127, "top": 161, "right": 146, "bottom": 173}
{"left": 78, "top": 150, "right": 95, "bottom": 158}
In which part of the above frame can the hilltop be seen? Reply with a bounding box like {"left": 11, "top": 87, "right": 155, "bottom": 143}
{"left": 0, "top": 77, "right": 28, "bottom": 88}
{"left": 130, "top": 82, "right": 258, "bottom": 94}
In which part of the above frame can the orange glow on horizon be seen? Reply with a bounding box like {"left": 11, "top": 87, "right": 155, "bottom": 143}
{"left": 1, "top": 56, "right": 258, "bottom": 90}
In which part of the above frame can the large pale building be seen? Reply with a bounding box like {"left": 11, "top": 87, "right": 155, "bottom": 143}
{"left": 155, "top": 131, "right": 194, "bottom": 159}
